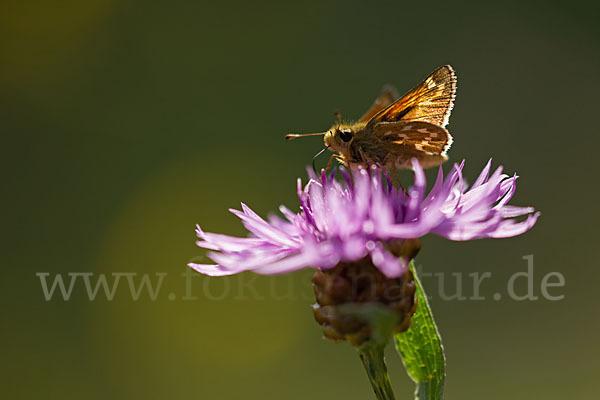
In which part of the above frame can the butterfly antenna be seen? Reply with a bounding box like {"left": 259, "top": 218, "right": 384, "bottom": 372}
{"left": 312, "top": 146, "right": 330, "bottom": 173}
{"left": 334, "top": 110, "right": 342, "bottom": 128}
{"left": 285, "top": 132, "right": 326, "bottom": 140}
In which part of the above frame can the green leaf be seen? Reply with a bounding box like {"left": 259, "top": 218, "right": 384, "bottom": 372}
{"left": 395, "top": 262, "right": 446, "bottom": 400}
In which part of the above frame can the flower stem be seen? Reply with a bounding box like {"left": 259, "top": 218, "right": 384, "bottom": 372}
{"left": 358, "top": 344, "right": 396, "bottom": 400}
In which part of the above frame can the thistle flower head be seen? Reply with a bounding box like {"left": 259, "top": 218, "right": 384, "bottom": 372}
{"left": 190, "top": 159, "right": 540, "bottom": 279}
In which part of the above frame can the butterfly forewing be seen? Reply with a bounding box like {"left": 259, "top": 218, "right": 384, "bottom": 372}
{"left": 368, "top": 65, "right": 456, "bottom": 128}
{"left": 358, "top": 84, "right": 399, "bottom": 122}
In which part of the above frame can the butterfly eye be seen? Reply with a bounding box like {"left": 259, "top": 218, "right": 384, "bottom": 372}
{"left": 339, "top": 129, "right": 353, "bottom": 142}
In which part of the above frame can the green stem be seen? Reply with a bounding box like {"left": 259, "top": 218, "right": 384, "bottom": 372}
{"left": 358, "top": 344, "right": 396, "bottom": 400}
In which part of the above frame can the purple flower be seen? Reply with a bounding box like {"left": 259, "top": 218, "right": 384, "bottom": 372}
{"left": 190, "top": 159, "right": 539, "bottom": 279}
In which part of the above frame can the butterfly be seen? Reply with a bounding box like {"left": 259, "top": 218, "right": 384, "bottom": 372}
{"left": 286, "top": 65, "right": 456, "bottom": 171}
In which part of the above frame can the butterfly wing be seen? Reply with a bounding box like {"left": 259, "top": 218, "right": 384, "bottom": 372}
{"left": 373, "top": 121, "right": 453, "bottom": 168}
{"left": 368, "top": 65, "right": 456, "bottom": 129}
{"left": 358, "top": 85, "right": 400, "bottom": 123}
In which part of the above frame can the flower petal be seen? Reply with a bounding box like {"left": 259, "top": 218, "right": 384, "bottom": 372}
{"left": 368, "top": 243, "right": 409, "bottom": 278}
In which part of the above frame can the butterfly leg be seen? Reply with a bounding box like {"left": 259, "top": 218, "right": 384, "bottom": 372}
{"left": 388, "top": 161, "right": 406, "bottom": 192}
{"left": 325, "top": 154, "right": 345, "bottom": 171}
{"left": 357, "top": 147, "right": 371, "bottom": 169}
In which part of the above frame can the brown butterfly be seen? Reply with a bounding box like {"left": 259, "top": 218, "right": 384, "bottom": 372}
{"left": 286, "top": 65, "right": 457, "bottom": 170}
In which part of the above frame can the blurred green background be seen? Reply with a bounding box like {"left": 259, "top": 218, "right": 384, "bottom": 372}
{"left": 2, "top": 0, "right": 599, "bottom": 399}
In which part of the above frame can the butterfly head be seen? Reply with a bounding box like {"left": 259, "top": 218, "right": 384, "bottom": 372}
{"left": 324, "top": 125, "right": 354, "bottom": 154}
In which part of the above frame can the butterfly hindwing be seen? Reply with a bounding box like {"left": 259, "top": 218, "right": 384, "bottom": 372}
{"left": 372, "top": 121, "right": 452, "bottom": 168}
